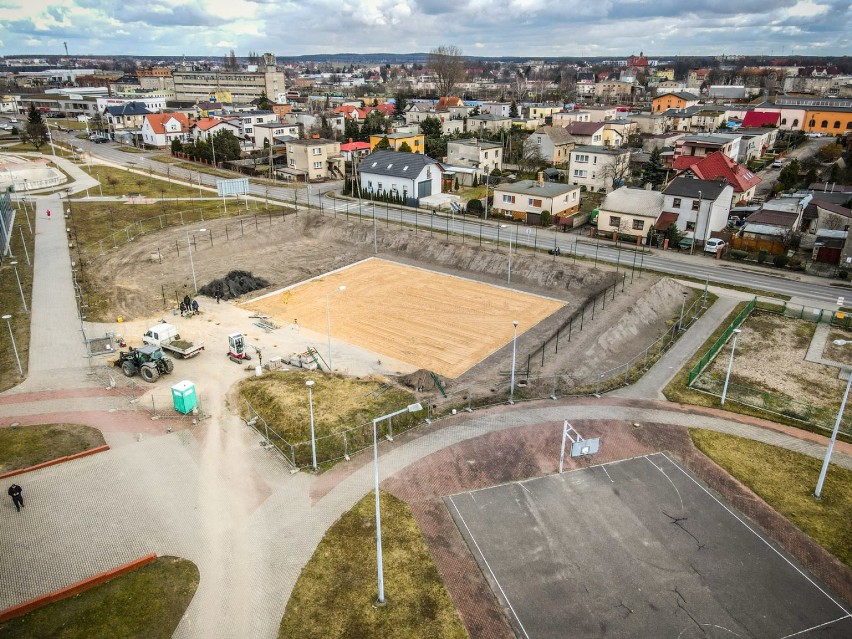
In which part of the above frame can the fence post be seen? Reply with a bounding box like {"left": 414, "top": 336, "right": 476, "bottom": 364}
{"left": 555, "top": 328, "right": 559, "bottom": 353}
{"left": 291, "top": 445, "right": 296, "bottom": 468}
{"left": 622, "top": 273, "right": 626, "bottom": 293}
{"left": 343, "top": 431, "right": 349, "bottom": 460}
{"left": 541, "top": 343, "right": 545, "bottom": 367}
{"left": 580, "top": 306, "right": 585, "bottom": 331}
{"left": 602, "top": 290, "right": 606, "bottom": 311}
{"left": 612, "top": 282, "right": 617, "bottom": 300}
{"left": 568, "top": 317, "right": 572, "bottom": 342}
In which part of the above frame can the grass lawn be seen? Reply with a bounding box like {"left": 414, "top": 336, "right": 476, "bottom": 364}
{"left": 73, "top": 166, "right": 201, "bottom": 199}
{"left": 48, "top": 118, "right": 89, "bottom": 131}
{"left": 0, "top": 226, "right": 34, "bottom": 392}
{"left": 0, "top": 556, "right": 199, "bottom": 639}
{"left": 280, "top": 491, "right": 467, "bottom": 639}
{"left": 114, "top": 146, "right": 148, "bottom": 154}
{"left": 690, "top": 429, "right": 852, "bottom": 568}
{"left": 0, "top": 424, "right": 106, "bottom": 473}
{"left": 239, "top": 371, "right": 416, "bottom": 467}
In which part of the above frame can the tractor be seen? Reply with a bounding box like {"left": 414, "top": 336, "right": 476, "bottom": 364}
{"left": 115, "top": 344, "right": 174, "bottom": 383}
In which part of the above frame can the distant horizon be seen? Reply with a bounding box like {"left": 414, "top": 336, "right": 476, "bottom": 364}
{"left": 0, "top": 1, "right": 849, "bottom": 60}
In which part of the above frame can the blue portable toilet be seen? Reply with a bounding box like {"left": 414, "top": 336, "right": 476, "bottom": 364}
{"left": 171, "top": 380, "right": 198, "bottom": 415}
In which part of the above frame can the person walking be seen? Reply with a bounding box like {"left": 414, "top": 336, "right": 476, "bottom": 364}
{"left": 8, "top": 484, "right": 23, "bottom": 512}
{"left": 191, "top": 299, "right": 199, "bottom": 314}
{"left": 215, "top": 284, "right": 223, "bottom": 304}
{"left": 179, "top": 301, "right": 186, "bottom": 317}
{"left": 183, "top": 294, "right": 191, "bottom": 310}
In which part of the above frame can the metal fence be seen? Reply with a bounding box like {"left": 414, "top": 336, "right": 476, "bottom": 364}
{"left": 687, "top": 298, "right": 755, "bottom": 385}
{"left": 754, "top": 296, "right": 852, "bottom": 327}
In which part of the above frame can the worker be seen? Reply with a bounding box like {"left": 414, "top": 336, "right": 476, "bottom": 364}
{"left": 191, "top": 299, "right": 199, "bottom": 314}
{"left": 179, "top": 301, "right": 186, "bottom": 317}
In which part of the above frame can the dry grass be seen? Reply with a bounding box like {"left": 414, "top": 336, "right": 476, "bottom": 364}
{"left": 73, "top": 166, "right": 201, "bottom": 199}
{"left": 279, "top": 491, "right": 468, "bottom": 639}
{"left": 0, "top": 228, "right": 34, "bottom": 392}
{"left": 690, "top": 429, "right": 852, "bottom": 568}
{"left": 0, "top": 557, "right": 199, "bottom": 639}
{"left": 823, "top": 327, "right": 852, "bottom": 364}
{"left": 0, "top": 424, "right": 106, "bottom": 473}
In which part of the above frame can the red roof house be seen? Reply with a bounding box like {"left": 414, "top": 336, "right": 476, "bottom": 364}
{"left": 677, "top": 151, "right": 762, "bottom": 203}
{"left": 741, "top": 111, "right": 780, "bottom": 128}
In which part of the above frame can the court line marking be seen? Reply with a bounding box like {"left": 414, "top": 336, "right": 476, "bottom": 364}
{"left": 778, "top": 614, "right": 851, "bottom": 638}
{"left": 449, "top": 494, "right": 531, "bottom": 639}
{"left": 660, "top": 452, "right": 851, "bottom": 617}
{"left": 601, "top": 465, "right": 614, "bottom": 483}
{"left": 646, "top": 455, "right": 685, "bottom": 515}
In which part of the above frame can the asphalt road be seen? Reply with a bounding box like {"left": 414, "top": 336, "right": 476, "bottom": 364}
{"left": 38, "top": 124, "right": 851, "bottom": 308}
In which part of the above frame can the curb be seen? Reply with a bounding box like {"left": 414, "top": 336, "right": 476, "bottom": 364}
{"left": 0, "top": 553, "right": 157, "bottom": 622}
{"left": 0, "top": 445, "right": 110, "bottom": 479}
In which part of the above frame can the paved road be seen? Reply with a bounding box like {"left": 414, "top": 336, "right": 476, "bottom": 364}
{"left": 54, "top": 129, "right": 851, "bottom": 308}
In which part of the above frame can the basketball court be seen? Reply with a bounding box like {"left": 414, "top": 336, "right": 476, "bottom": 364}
{"left": 242, "top": 258, "right": 565, "bottom": 378}
{"left": 446, "top": 453, "right": 852, "bottom": 638}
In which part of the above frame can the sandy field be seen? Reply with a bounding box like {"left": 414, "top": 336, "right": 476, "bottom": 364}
{"left": 242, "top": 258, "right": 565, "bottom": 378}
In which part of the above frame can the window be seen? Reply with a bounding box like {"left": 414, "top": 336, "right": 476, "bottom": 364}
{"left": 632, "top": 219, "right": 644, "bottom": 230}
{"left": 426, "top": 167, "right": 431, "bottom": 179}
{"left": 847, "top": 122, "right": 852, "bottom": 130}
{"left": 502, "top": 194, "right": 515, "bottom": 203}
{"left": 312, "top": 147, "right": 322, "bottom": 155}
{"left": 377, "top": 183, "right": 383, "bottom": 191}
{"left": 313, "top": 161, "right": 322, "bottom": 169}
{"left": 368, "top": 181, "right": 373, "bottom": 190}
{"left": 593, "top": 156, "right": 597, "bottom": 164}
{"left": 536, "top": 137, "right": 542, "bottom": 144}
{"left": 781, "top": 118, "right": 787, "bottom": 125}
{"left": 573, "top": 169, "right": 587, "bottom": 178}
{"left": 673, "top": 197, "right": 682, "bottom": 207}
{"left": 793, "top": 119, "right": 799, "bottom": 127}
{"left": 414, "top": 139, "right": 420, "bottom": 147}
{"left": 686, "top": 221, "right": 696, "bottom": 231}
{"left": 821, "top": 120, "right": 828, "bottom": 128}
{"left": 609, "top": 216, "right": 621, "bottom": 228}
{"left": 691, "top": 199, "right": 700, "bottom": 211}
{"left": 575, "top": 154, "right": 589, "bottom": 163}
{"left": 289, "top": 159, "right": 295, "bottom": 167}
{"left": 834, "top": 121, "right": 841, "bottom": 129}
{"left": 529, "top": 198, "right": 542, "bottom": 207}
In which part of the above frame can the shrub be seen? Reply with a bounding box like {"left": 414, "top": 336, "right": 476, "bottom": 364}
{"left": 839, "top": 270, "right": 849, "bottom": 281}
{"left": 789, "top": 255, "right": 805, "bottom": 272}
{"left": 773, "top": 254, "right": 790, "bottom": 268}
{"left": 757, "top": 249, "right": 768, "bottom": 264}
{"left": 730, "top": 249, "right": 748, "bottom": 260}
{"left": 467, "top": 198, "right": 483, "bottom": 213}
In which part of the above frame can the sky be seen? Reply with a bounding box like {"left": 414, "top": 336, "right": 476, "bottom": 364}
{"left": 0, "top": 0, "right": 849, "bottom": 59}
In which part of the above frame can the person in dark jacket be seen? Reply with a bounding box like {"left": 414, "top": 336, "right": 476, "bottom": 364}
{"left": 215, "top": 284, "right": 223, "bottom": 304}
{"left": 191, "top": 299, "right": 199, "bottom": 314}
{"left": 179, "top": 301, "right": 186, "bottom": 317}
{"left": 8, "top": 484, "right": 23, "bottom": 512}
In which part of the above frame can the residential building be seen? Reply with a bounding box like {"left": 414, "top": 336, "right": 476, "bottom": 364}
{"left": 491, "top": 178, "right": 581, "bottom": 226}
{"left": 672, "top": 134, "right": 741, "bottom": 168}
{"left": 358, "top": 150, "right": 442, "bottom": 201}
{"left": 136, "top": 67, "right": 174, "bottom": 92}
{"left": 479, "top": 102, "right": 512, "bottom": 118}
{"left": 552, "top": 110, "right": 592, "bottom": 126}
{"left": 660, "top": 178, "right": 734, "bottom": 244}
{"left": 467, "top": 113, "right": 512, "bottom": 133}
{"left": 284, "top": 138, "right": 343, "bottom": 181}
{"left": 652, "top": 91, "right": 700, "bottom": 114}
{"left": 141, "top": 113, "right": 191, "bottom": 148}
{"left": 173, "top": 53, "right": 286, "bottom": 103}
{"left": 596, "top": 187, "right": 664, "bottom": 241}
{"left": 252, "top": 121, "right": 300, "bottom": 148}
{"left": 603, "top": 119, "right": 637, "bottom": 146}
{"left": 741, "top": 111, "right": 780, "bottom": 128}
{"left": 802, "top": 198, "right": 852, "bottom": 239}
{"left": 446, "top": 139, "right": 503, "bottom": 177}
{"left": 625, "top": 112, "right": 668, "bottom": 135}
{"left": 103, "top": 102, "right": 152, "bottom": 133}
{"left": 369, "top": 132, "right": 425, "bottom": 153}
{"left": 565, "top": 122, "right": 605, "bottom": 146}
{"left": 715, "top": 128, "right": 778, "bottom": 164}
{"left": 526, "top": 126, "right": 575, "bottom": 166}
{"left": 568, "top": 145, "right": 632, "bottom": 193}
{"left": 189, "top": 117, "right": 242, "bottom": 142}
{"left": 594, "top": 80, "right": 636, "bottom": 103}
{"left": 677, "top": 151, "right": 762, "bottom": 205}
{"left": 584, "top": 106, "right": 619, "bottom": 122}
{"left": 340, "top": 140, "right": 371, "bottom": 162}
{"left": 525, "top": 105, "right": 560, "bottom": 122}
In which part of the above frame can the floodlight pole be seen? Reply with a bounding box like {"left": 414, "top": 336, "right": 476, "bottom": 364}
{"left": 10, "top": 262, "right": 27, "bottom": 312}
{"left": 306, "top": 380, "right": 317, "bottom": 472}
{"left": 372, "top": 402, "right": 423, "bottom": 605}
{"left": 678, "top": 291, "right": 688, "bottom": 332}
{"left": 509, "top": 320, "right": 519, "bottom": 404}
{"left": 815, "top": 352, "right": 852, "bottom": 499}
{"left": 720, "top": 328, "right": 741, "bottom": 406}
{"left": 325, "top": 285, "right": 346, "bottom": 372}
{"left": 2, "top": 315, "right": 22, "bottom": 376}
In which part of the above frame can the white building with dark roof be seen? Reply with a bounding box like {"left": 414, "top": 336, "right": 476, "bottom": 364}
{"left": 358, "top": 150, "right": 443, "bottom": 201}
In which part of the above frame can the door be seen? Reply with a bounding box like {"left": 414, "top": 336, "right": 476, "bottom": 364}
{"left": 417, "top": 180, "right": 431, "bottom": 198}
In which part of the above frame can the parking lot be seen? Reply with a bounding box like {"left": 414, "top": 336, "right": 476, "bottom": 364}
{"left": 447, "top": 453, "right": 852, "bottom": 638}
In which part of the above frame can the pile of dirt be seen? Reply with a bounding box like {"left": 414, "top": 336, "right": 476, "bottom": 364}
{"left": 397, "top": 368, "right": 447, "bottom": 393}
{"left": 199, "top": 270, "right": 270, "bottom": 300}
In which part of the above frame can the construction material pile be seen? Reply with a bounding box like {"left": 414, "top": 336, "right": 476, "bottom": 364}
{"left": 200, "top": 270, "right": 270, "bottom": 300}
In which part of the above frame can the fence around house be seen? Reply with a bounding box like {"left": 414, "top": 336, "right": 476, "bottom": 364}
{"left": 754, "top": 296, "right": 852, "bottom": 327}
{"left": 687, "top": 298, "right": 755, "bottom": 386}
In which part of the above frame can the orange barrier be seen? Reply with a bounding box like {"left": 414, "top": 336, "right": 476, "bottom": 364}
{"left": 0, "top": 553, "right": 157, "bottom": 622}
{"left": 0, "top": 445, "right": 110, "bottom": 479}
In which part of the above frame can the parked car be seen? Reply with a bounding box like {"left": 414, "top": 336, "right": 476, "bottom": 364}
{"left": 771, "top": 160, "right": 784, "bottom": 168}
{"left": 704, "top": 238, "right": 727, "bottom": 254}
{"left": 9, "top": 118, "right": 18, "bottom": 123}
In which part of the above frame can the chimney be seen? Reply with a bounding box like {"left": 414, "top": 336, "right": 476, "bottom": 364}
{"left": 537, "top": 171, "right": 544, "bottom": 186}
{"left": 312, "top": 133, "right": 319, "bottom": 139}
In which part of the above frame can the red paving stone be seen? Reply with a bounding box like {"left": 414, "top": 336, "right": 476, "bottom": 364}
{"left": 0, "top": 410, "right": 176, "bottom": 436}
{"left": 0, "top": 387, "right": 135, "bottom": 405}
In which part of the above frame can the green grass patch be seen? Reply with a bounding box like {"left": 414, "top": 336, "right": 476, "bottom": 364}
{"left": 239, "top": 371, "right": 416, "bottom": 467}
{"left": 49, "top": 118, "right": 89, "bottom": 131}
{"left": 150, "top": 155, "right": 183, "bottom": 164}
{"left": 690, "top": 429, "right": 852, "bottom": 567}
{"left": 0, "top": 228, "right": 34, "bottom": 391}
{"left": 114, "top": 146, "right": 148, "bottom": 154}
{"left": 73, "top": 166, "right": 201, "bottom": 199}
{"left": 0, "top": 556, "right": 199, "bottom": 639}
{"left": 280, "top": 491, "right": 467, "bottom": 639}
{"left": 664, "top": 301, "right": 852, "bottom": 444}
{"left": 0, "top": 424, "right": 106, "bottom": 473}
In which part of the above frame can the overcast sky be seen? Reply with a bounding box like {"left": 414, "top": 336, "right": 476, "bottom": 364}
{"left": 0, "top": 0, "right": 849, "bottom": 59}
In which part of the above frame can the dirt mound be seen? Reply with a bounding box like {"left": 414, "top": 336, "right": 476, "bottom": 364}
{"left": 199, "top": 270, "right": 270, "bottom": 300}
{"left": 397, "top": 368, "right": 446, "bottom": 393}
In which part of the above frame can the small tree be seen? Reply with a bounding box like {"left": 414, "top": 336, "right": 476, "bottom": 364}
{"left": 397, "top": 141, "right": 412, "bottom": 153}
{"left": 170, "top": 138, "right": 182, "bottom": 155}
{"left": 540, "top": 210, "right": 551, "bottom": 227}
{"left": 509, "top": 101, "right": 519, "bottom": 118}
{"left": 374, "top": 136, "right": 392, "bottom": 150}
{"left": 641, "top": 147, "right": 666, "bottom": 188}
{"left": 816, "top": 143, "right": 842, "bottom": 164}
{"left": 393, "top": 92, "right": 408, "bottom": 119}
{"left": 454, "top": 176, "right": 460, "bottom": 190}
{"left": 21, "top": 104, "right": 48, "bottom": 151}
{"left": 420, "top": 116, "right": 443, "bottom": 138}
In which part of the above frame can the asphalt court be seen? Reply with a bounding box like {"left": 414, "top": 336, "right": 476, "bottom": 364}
{"left": 446, "top": 453, "right": 852, "bottom": 638}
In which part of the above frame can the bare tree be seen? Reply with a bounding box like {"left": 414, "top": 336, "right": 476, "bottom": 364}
{"left": 600, "top": 153, "right": 632, "bottom": 190}
{"left": 428, "top": 45, "right": 465, "bottom": 97}
{"left": 822, "top": 213, "right": 846, "bottom": 231}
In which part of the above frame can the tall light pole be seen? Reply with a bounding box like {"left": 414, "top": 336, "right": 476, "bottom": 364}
{"left": 815, "top": 339, "right": 852, "bottom": 499}
{"left": 372, "top": 402, "right": 423, "bottom": 605}
{"left": 720, "top": 328, "right": 741, "bottom": 406}
{"left": 678, "top": 291, "right": 688, "bottom": 332}
{"left": 10, "top": 261, "right": 27, "bottom": 312}
{"left": 2, "top": 314, "right": 22, "bottom": 376}
{"left": 186, "top": 228, "right": 206, "bottom": 294}
{"left": 509, "top": 320, "right": 519, "bottom": 404}
{"left": 484, "top": 172, "right": 491, "bottom": 220}
{"left": 501, "top": 224, "right": 514, "bottom": 283}
{"left": 325, "top": 285, "right": 346, "bottom": 372}
{"left": 306, "top": 380, "right": 317, "bottom": 472}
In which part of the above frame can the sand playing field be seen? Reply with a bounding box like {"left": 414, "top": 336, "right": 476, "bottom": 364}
{"left": 242, "top": 258, "right": 565, "bottom": 378}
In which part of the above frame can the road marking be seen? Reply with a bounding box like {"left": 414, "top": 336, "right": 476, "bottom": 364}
{"left": 779, "top": 614, "right": 851, "bottom": 638}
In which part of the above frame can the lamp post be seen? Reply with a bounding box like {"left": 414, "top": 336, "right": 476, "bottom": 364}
{"left": 501, "top": 224, "right": 513, "bottom": 284}
{"left": 325, "top": 285, "right": 346, "bottom": 372}
{"left": 10, "top": 261, "right": 27, "bottom": 312}
{"left": 2, "top": 315, "right": 22, "bottom": 376}
{"left": 186, "top": 228, "right": 206, "bottom": 294}
{"left": 678, "top": 291, "right": 688, "bottom": 332}
{"left": 372, "top": 402, "right": 423, "bottom": 605}
{"left": 484, "top": 173, "right": 491, "bottom": 220}
{"left": 815, "top": 339, "right": 852, "bottom": 499}
{"left": 720, "top": 328, "right": 741, "bottom": 406}
{"left": 306, "top": 380, "right": 317, "bottom": 472}
{"left": 509, "top": 320, "right": 519, "bottom": 404}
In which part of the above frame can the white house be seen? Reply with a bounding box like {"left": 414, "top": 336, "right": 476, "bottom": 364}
{"left": 141, "top": 113, "right": 191, "bottom": 148}
{"left": 660, "top": 177, "right": 734, "bottom": 245}
{"left": 252, "top": 121, "right": 300, "bottom": 148}
{"left": 190, "top": 117, "right": 242, "bottom": 142}
{"left": 596, "top": 187, "right": 664, "bottom": 241}
{"left": 568, "top": 145, "right": 632, "bottom": 193}
{"left": 358, "top": 150, "right": 443, "bottom": 201}
{"left": 446, "top": 139, "right": 503, "bottom": 177}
